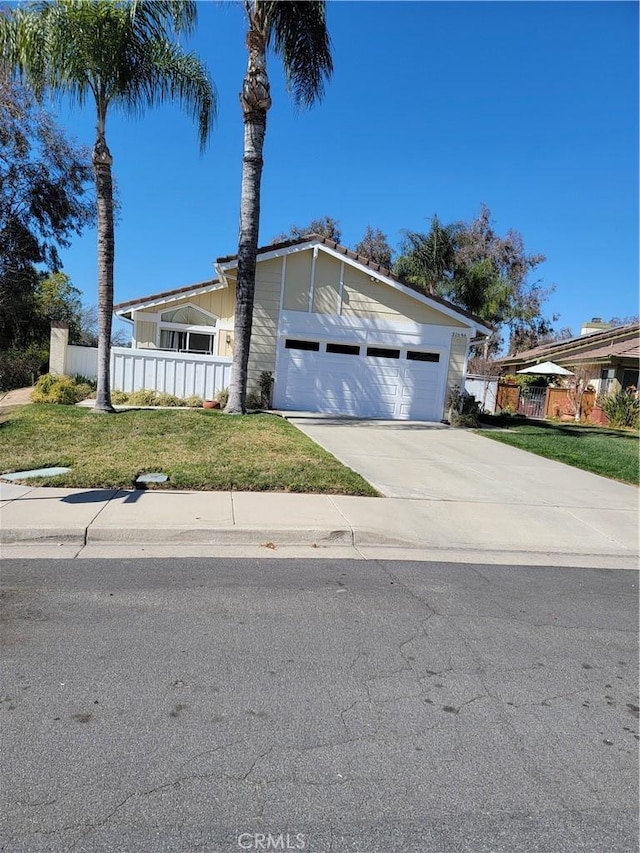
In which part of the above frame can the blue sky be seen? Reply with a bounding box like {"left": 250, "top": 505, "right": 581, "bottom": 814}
{"left": 50, "top": 0, "right": 638, "bottom": 341}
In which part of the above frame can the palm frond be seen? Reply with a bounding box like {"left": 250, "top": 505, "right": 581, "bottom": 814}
{"left": 129, "top": 0, "right": 198, "bottom": 40}
{"left": 265, "top": 1, "right": 333, "bottom": 108}
{"left": 1, "top": 0, "right": 215, "bottom": 145}
{"left": 127, "top": 39, "right": 216, "bottom": 150}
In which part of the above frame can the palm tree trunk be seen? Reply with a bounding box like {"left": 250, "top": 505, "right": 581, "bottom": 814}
{"left": 93, "top": 121, "right": 115, "bottom": 414}
{"left": 225, "top": 25, "right": 271, "bottom": 414}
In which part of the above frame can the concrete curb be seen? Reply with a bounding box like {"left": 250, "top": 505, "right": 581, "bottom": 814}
{"left": 2, "top": 524, "right": 638, "bottom": 560}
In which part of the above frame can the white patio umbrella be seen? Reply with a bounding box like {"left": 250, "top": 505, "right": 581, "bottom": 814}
{"left": 516, "top": 361, "right": 574, "bottom": 376}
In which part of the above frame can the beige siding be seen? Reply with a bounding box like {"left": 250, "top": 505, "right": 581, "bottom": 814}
{"left": 312, "top": 252, "right": 340, "bottom": 315}
{"left": 283, "top": 252, "right": 312, "bottom": 311}
{"left": 217, "top": 332, "right": 233, "bottom": 358}
{"left": 445, "top": 333, "right": 469, "bottom": 412}
{"left": 341, "top": 265, "right": 467, "bottom": 327}
{"left": 135, "top": 317, "right": 157, "bottom": 348}
{"left": 247, "top": 258, "right": 282, "bottom": 392}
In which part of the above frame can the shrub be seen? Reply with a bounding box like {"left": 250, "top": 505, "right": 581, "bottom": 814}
{"left": 155, "top": 392, "right": 182, "bottom": 407}
{"left": 451, "top": 412, "right": 479, "bottom": 428}
{"left": 72, "top": 374, "right": 97, "bottom": 391}
{"left": 74, "top": 383, "right": 95, "bottom": 400}
{"left": 598, "top": 390, "right": 640, "bottom": 429}
{"left": 31, "top": 373, "right": 83, "bottom": 405}
{"left": 126, "top": 389, "right": 159, "bottom": 406}
{"left": 216, "top": 387, "right": 229, "bottom": 408}
{"left": 0, "top": 345, "right": 48, "bottom": 391}
{"left": 246, "top": 391, "right": 262, "bottom": 409}
{"left": 111, "top": 390, "right": 129, "bottom": 405}
{"left": 185, "top": 395, "right": 203, "bottom": 408}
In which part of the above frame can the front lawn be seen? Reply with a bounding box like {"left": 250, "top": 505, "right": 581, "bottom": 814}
{"left": 478, "top": 420, "right": 639, "bottom": 485}
{"left": 0, "top": 405, "right": 378, "bottom": 495}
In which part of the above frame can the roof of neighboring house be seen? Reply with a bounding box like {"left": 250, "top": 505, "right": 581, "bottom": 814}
{"left": 498, "top": 322, "right": 640, "bottom": 368}
{"left": 114, "top": 233, "right": 492, "bottom": 333}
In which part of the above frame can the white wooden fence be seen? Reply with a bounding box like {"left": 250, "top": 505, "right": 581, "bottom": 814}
{"left": 63, "top": 344, "right": 232, "bottom": 399}
{"left": 465, "top": 374, "right": 499, "bottom": 413}
{"left": 65, "top": 345, "right": 99, "bottom": 378}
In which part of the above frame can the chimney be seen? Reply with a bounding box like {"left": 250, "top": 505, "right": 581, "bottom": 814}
{"left": 580, "top": 317, "right": 610, "bottom": 336}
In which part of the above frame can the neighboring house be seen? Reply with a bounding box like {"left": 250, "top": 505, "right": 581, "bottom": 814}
{"left": 112, "top": 235, "right": 491, "bottom": 421}
{"left": 497, "top": 322, "right": 640, "bottom": 395}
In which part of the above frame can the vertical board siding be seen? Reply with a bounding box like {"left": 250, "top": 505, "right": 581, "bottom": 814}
{"left": 65, "top": 344, "right": 232, "bottom": 399}
{"left": 283, "top": 253, "right": 312, "bottom": 311}
{"left": 247, "top": 258, "right": 282, "bottom": 392}
{"left": 65, "top": 345, "right": 99, "bottom": 377}
{"left": 465, "top": 375, "right": 498, "bottom": 413}
{"left": 312, "top": 252, "right": 340, "bottom": 315}
{"left": 111, "top": 348, "right": 232, "bottom": 398}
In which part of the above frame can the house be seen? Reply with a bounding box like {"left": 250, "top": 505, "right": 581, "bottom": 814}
{"left": 497, "top": 321, "right": 640, "bottom": 396}
{"left": 112, "top": 235, "right": 492, "bottom": 421}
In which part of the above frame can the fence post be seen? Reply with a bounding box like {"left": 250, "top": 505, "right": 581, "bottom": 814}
{"left": 49, "top": 321, "right": 69, "bottom": 375}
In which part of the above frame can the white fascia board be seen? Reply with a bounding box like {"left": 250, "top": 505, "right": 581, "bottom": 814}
{"left": 316, "top": 244, "right": 492, "bottom": 336}
{"left": 114, "top": 280, "right": 227, "bottom": 317}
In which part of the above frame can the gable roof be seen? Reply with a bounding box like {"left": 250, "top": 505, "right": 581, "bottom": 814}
{"left": 115, "top": 233, "right": 492, "bottom": 334}
{"left": 114, "top": 278, "right": 223, "bottom": 317}
{"left": 217, "top": 234, "right": 492, "bottom": 334}
{"left": 498, "top": 322, "right": 640, "bottom": 368}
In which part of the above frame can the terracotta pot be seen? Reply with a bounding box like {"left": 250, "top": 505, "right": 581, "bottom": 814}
{"left": 203, "top": 400, "right": 219, "bottom": 410}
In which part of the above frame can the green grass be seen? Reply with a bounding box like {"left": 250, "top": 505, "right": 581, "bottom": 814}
{"left": 0, "top": 405, "right": 378, "bottom": 495}
{"left": 477, "top": 420, "right": 639, "bottom": 485}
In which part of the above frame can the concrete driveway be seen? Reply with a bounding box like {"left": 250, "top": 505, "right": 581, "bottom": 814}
{"left": 288, "top": 416, "right": 638, "bottom": 561}
{"left": 288, "top": 417, "right": 634, "bottom": 504}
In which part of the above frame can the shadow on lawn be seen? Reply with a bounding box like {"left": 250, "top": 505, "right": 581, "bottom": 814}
{"left": 480, "top": 416, "right": 639, "bottom": 441}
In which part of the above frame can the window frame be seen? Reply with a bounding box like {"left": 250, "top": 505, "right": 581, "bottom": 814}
{"left": 158, "top": 323, "right": 217, "bottom": 355}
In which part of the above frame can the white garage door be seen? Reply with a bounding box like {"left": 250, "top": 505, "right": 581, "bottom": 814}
{"left": 274, "top": 337, "right": 447, "bottom": 421}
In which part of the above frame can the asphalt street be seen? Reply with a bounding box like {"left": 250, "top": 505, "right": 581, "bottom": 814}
{"left": 1, "top": 557, "right": 638, "bottom": 853}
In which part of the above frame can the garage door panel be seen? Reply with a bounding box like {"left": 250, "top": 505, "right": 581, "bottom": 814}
{"left": 275, "top": 338, "right": 447, "bottom": 420}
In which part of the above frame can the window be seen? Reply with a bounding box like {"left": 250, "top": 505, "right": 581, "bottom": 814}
{"left": 326, "top": 343, "right": 360, "bottom": 355}
{"left": 600, "top": 367, "right": 616, "bottom": 395}
{"left": 285, "top": 339, "right": 320, "bottom": 351}
{"left": 622, "top": 369, "right": 639, "bottom": 390}
{"left": 159, "top": 329, "right": 215, "bottom": 354}
{"left": 157, "top": 302, "right": 218, "bottom": 355}
{"left": 407, "top": 350, "right": 440, "bottom": 362}
{"left": 161, "top": 305, "right": 216, "bottom": 326}
{"left": 366, "top": 346, "right": 400, "bottom": 359}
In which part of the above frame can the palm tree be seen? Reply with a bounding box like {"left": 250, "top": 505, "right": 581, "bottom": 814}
{"left": 225, "top": 1, "right": 333, "bottom": 414}
{"left": 395, "top": 216, "right": 459, "bottom": 295}
{"left": 1, "top": 0, "right": 215, "bottom": 412}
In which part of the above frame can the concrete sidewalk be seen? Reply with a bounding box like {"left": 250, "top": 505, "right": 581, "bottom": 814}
{"left": 1, "top": 480, "right": 638, "bottom": 568}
